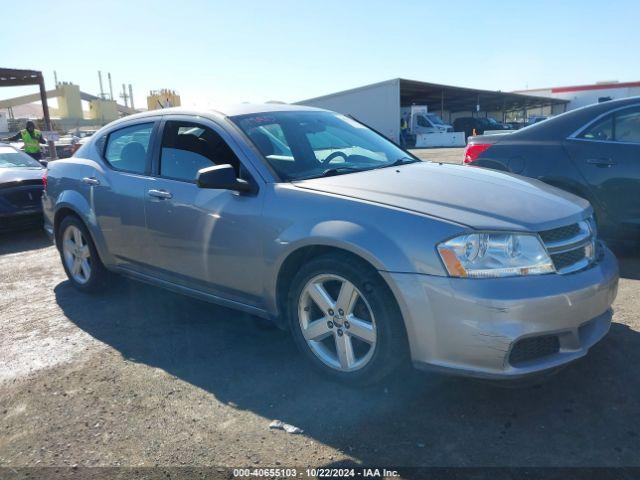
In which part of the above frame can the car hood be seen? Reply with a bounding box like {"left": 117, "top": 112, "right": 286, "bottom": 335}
{"left": 293, "top": 162, "right": 590, "bottom": 231}
{"left": 0, "top": 167, "right": 44, "bottom": 185}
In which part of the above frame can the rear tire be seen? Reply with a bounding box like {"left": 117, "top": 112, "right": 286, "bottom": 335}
{"left": 287, "top": 253, "right": 409, "bottom": 386}
{"left": 57, "top": 215, "right": 108, "bottom": 293}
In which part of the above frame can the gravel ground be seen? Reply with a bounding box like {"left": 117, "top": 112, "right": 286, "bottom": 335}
{"left": 1, "top": 151, "right": 639, "bottom": 471}
{"left": 409, "top": 147, "right": 464, "bottom": 164}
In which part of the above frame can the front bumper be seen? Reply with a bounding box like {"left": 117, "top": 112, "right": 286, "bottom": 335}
{"left": 0, "top": 185, "right": 43, "bottom": 232}
{"left": 0, "top": 210, "right": 43, "bottom": 232}
{"left": 382, "top": 244, "right": 619, "bottom": 379}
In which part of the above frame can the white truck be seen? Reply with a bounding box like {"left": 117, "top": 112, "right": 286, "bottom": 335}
{"left": 401, "top": 105, "right": 465, "bottom": 148}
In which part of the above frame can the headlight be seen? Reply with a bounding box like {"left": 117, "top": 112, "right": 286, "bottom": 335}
{"left": 437, "top": 232, "right": 554, "bottom": 278}
{"left": 586, "top": 215, "right": 598, "bottom": 239}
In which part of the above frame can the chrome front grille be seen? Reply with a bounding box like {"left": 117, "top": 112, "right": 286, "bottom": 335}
{"left": 539, "top": 219, "right": 596, "bottom": 274}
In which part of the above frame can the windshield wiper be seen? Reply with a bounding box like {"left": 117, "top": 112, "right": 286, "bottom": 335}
{"left": 304, "top": 158, "right": 419, "bottom": 179}
{"left": 376, "top": 157, "right": 420, "bottom": 169}
{"left": 314, "top": 166, "right": 367, "bottom": 178}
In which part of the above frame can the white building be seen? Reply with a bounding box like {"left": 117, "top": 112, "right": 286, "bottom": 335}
{"left": 297, "top": 78, "right": 565, "bottom": 143}
{"left": 515, "top": 80, "right": 640, "bottom": 111}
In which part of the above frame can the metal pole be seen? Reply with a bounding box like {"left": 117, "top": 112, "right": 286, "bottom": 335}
{"left": 122, "top": 84, "right": 128, "bottom": 108}
{"left": 98, "top": 71, "right": 105, "bottom": 99}
{"left": 108, "top": 73, "right": 114, "bottom": 101}
{"left": 38, "top": 74, "right": 57, "bottom": 160}
{"left": 128, "top": 84, "right": 134, "bottom": 110}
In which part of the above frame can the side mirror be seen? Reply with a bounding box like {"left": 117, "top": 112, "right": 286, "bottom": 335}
{"left": 196, "top": 164, "right": 254, "bottom": 193}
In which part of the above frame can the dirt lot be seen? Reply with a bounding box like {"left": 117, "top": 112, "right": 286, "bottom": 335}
{"left": 409, "top": 147, "right": 464, "bottom": 164}
{"left": 1, "top": 149, "right": 639, "bottom": 471}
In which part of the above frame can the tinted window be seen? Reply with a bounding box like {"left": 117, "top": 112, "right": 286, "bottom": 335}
{"left": 160, "top": 121, "right": 241, "bottom": 182}
{"left": 615, "top": 109, "right": 640, "bottom": 143}
{"left": 426, "top": 114, "right": 445, "bottom": 126}
{"left": 417, "top": 115, "right": 431, "bottom": 127}
{"left": 578, "top": 108, "right": 640, "bottom": 143}
{"left": 105, "top": 123, "right": 153, "bottom": 173}
{"left": 580, "top": 115, "right": 613, "bottom": 141}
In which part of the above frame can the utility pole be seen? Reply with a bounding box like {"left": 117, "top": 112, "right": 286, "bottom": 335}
{"left": 108, "top": 73, "right": 114, "bottom": 101}
{"left": 38, "top": 72, "right": 57, "bottom": 159}
{"left": 120, "top": 83, "right": 129, "bottom": 108}
{"left": 53, "top": 70, "right": 58, "bottom": 88}
{"left": 98, "top": 71, "right": 105, "bottom": 99}
{"left": 128, "top": 84, "right": 134, "bottom": 110}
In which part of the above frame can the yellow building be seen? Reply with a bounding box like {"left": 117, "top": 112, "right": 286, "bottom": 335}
{"left": 88, "top": 99, "right": 119, "bottom": 123}
{"left": 56, "top": 83, "right": 83, "bottom": 120}
{"left": 147, "top": 89, "right": 181, "bottom": 110}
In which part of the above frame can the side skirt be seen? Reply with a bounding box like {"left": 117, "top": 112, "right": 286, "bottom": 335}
{"left": 112, "top": 265, "right": 272, "bottom": 320}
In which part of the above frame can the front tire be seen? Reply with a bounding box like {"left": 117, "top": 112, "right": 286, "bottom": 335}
{"left": 288, "top": 253, "right": 408, "bottom": 386}
{"left": 57, "top": 215, "right": 108, "bottom": 293}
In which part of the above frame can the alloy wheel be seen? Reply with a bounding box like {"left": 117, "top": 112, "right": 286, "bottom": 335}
{"left": 62, "top": 225, "right": 92, "bottom": 284}
{"left": 298, "top": 274, "right": 377, "bottom": 372}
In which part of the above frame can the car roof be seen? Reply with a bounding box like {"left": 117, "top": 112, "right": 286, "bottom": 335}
{"left": 495, "top": 96, "right": 640, "bottom": 140}
{"left": 107, "top": 103, "right": 326, "bottom": 127}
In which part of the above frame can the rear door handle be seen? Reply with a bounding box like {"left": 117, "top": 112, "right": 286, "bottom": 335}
{"left": 586, "top": 158, "right": 616, "bottom": 167}
{"left": 147, "top": 189, "right": 173, "bottom": 199}
{"left": 81, "top": 176, "right": 100, "bottom": 186}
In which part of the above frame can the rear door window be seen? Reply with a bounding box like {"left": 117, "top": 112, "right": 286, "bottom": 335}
{"left": 579, "top": 115, "right": 614, "bottom": 141}
{"left": 104, "top": 123, "right": 154, "bottom": 174}
{"left": 614, "top": 108, "right": 640, "bottom": 143}
{"left": 578, "top": 107, "right": 640, "bottom": 143}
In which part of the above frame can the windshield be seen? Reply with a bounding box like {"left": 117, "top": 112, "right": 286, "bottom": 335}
{"left": 232, "top": 111, "right": 416, "bottom": 180}
{"left": 0, "top": 147, "right": 42, "bottom": 168}
{"left": 426, "top": 113, "right": 446, "bottom": 126}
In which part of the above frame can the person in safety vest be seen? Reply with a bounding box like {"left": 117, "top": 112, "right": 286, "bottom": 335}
{"left": 400, "top": 115, "right": 409, "bottom": 148}
{"left": 3, "top": 121, "right": 47, "bottom": 160}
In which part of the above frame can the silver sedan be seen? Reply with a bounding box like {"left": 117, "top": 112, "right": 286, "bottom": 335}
{"left": 42, "top": 104, "right": 618, "bottom": 385}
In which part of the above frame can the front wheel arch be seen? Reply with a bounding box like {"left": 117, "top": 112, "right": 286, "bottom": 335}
{"left": 285, "top": 251, "right": 410, "bottom": 385}
{"left": 275, "top": 246, "right": 401, "bottom": 331}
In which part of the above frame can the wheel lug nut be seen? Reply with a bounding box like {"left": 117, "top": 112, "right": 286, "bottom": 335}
{"left": 327, "top": 321, "right": 334, "bottom": 328}
{"left": 337, "top": 329, "right": 343, "bottom": 336}
{"left": 304, "top": 306, "right": 310, "bottom": 312}
{"left": 328, "top": 309, "right": 334, "bottom": 316}
{"left": 338, "top": 309, "right": 344, "bottom": 315}
{"left": 344, "top": 321, "right": 350, "bottom": 329}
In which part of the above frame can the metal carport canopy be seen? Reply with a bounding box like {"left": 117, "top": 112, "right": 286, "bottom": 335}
{"left": 0, "top": 67, "right": 57, "bottom": 158}
{"left": 399, "top": 78, "right": 568, "bottom": 113}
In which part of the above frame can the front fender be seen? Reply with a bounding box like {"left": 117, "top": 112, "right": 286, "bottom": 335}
{"left": 262, "top": 219, "right": 413, "bottom": 315}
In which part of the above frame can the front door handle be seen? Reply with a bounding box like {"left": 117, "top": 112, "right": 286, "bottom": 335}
{"left": 81, "top": 176, "right": 100, "bottom": 186}
{"left": 586, "top": 158, "right": 616, "bottom": 167}
{"left": 147, "top": 189, "right": 173, "bottom": 199}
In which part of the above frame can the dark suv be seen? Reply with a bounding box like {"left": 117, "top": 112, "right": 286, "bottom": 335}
{"left": 464, "top": 97, "right": 640, "bottom": 243}
{"left": 453, "top": 117, "right": 510, "bottom": 140}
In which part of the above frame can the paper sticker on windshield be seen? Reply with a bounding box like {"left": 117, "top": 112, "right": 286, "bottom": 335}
{"left": 243, "top": 116, "right": 278, "bottom": 126}
{"left": 336, "top": 114, "right": 367, "bottom": 129}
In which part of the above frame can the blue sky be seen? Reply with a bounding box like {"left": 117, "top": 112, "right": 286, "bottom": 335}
{"left": 2, "top": 0, "right": 639, "bottom": 109}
